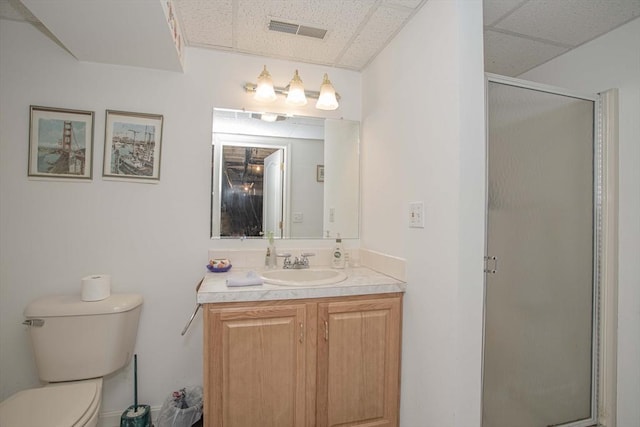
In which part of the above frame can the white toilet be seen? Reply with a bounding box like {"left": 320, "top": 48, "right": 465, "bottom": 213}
{"left": 0, "top": 293, "right": 143, "bottom": 427}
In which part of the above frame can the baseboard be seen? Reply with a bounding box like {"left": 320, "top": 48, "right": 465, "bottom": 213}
{"left": 98, "top": 406, "right": 161, "bottom": 427}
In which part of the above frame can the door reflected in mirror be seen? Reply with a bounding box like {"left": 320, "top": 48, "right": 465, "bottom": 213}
{"left": 220, "top": 145, "right": 282, "bottom": 237}
{"left": 211, "top": 108, "right": 359, "bottom": 240}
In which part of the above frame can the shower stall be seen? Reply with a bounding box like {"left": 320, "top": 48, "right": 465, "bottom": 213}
{"left": 482, "top": 75, "right": 606, "bottom": 427}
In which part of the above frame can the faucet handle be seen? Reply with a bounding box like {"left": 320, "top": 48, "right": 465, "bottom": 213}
{"left": 299, "top": 252, "right": 315, "bottom": 267}
{"left": 278, "top": 253, "right": 292, "bottom": 268}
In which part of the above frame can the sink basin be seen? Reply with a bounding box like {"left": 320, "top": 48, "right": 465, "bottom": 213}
{"left": 260, "top": 269, "right": 347, "bottom": 286}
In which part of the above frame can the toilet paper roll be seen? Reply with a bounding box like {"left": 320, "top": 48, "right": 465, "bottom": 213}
{"left": 81, "top": 274, "right": 111, "bottom": 301}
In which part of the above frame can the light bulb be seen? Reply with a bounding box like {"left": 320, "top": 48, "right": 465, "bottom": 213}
{"left": 315, "top": 73, "right": 339, "bottom": 110}
{"left": 286, "top": 70, "right": 307, "bottom": 106}
{"left": 254, "top": 65, "right": 277, "bottom": 102}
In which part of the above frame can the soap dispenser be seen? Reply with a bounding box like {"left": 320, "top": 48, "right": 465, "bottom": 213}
{"left": 264, "top": 246, "right": 272, "bottom": 268}
{"left": 331, "top": 234, "right": 345, "bottom": 269}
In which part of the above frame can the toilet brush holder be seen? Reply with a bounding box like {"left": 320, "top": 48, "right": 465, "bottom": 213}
{"left": 121, "top": 355, "right": 151, "bottom": 427}
{"left": 120, "top": 404, "right": 151, "bottom": 427}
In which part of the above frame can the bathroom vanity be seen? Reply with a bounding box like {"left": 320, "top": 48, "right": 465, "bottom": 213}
{"left": 197, "top": 266, "right": 406, "bottom": 427}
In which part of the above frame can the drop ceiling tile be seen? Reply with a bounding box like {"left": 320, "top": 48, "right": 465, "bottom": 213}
{"left": 339, "top": 4, "right": 412, "bottom": 69}
{"left": 174, "top": 0, "right": 233, "bottom": 48}
{"left": 496, "top": 0, "right": 640, "bottom": 46}
{"left": 483, "top": 0, "right": 526, "bottom": 26}
{"left": 484, "top": 29, "right": 569, "bottom": 76}
{"left": 234, "top": 0, "right": 374, "bottom": 66}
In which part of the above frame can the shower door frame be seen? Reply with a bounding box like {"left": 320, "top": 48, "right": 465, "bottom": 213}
{"left": 482, "top": 74, "right": 618, "bottom": 427}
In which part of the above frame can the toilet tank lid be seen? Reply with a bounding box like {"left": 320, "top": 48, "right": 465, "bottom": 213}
{"left": 24, "top": 293, "right": 143, "bottom": 317}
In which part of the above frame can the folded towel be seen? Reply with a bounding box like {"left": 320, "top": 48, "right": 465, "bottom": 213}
{"left": 226, "top": 271, "right": 264, "bottom": 287}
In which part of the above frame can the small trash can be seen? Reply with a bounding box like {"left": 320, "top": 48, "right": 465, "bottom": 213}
{"left": 156, "top": 386, "right": 203, "bottom": 427}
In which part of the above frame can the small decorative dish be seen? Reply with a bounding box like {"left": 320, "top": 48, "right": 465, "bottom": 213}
{"left": 207, "top": 258, "right": 232, "bottom": 273}
{"left": 207, "top": 264, "right": 232, "bottom": 273}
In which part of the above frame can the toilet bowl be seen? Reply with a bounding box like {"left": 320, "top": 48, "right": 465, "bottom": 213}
{"left": 0, "top": 378, "right": 102, "bottom": 427}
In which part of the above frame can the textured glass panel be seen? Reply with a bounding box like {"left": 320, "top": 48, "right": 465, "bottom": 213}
{"left": 483, "top": 82, "right": 595, "bottom": 427}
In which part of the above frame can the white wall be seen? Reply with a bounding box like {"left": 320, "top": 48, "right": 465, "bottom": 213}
{"left": 361, "top": 1, "right": 485, "bottom": 425}
{"left": 0, "top": 18, "right": 361, "bottom": 415}
{"left": 521, "top": 17, "right": 640, "bottom": 426}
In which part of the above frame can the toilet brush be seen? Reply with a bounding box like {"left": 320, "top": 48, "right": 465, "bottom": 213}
{"left": 120, "top": 354, "right": 152, "bottom": 427}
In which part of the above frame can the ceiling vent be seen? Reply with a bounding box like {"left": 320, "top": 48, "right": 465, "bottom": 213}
{"left": 268, "top": 19, "right": 327, "bottom": 40}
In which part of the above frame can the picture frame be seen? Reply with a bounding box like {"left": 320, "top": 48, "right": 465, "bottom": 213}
{"left": 316, "top": 164, "right": 324, "bottom": 182}
{"left": 103, "top": 110, "right": 163, "bottom": 181}
{"left": 28, "top": 105, "right": 94, "bottom": 179}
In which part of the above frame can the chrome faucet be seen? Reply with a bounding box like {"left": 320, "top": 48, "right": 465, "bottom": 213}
{"left": 281, "top": 252, "right": 315, "bottom": 269}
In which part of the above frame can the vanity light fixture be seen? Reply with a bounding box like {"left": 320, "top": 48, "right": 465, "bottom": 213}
{"left": 286, "top": 70, "right": 307, "bottom": 106}
{"left": 245, "top": 67, "right": 340, "bottom": 110}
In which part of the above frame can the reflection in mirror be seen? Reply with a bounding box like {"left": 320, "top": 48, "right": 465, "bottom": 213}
{"left": 220, "top": 145, "right": 281, "bottom": 237}
{"left": 211, "top": 108, "right": 359, "bottom": 240}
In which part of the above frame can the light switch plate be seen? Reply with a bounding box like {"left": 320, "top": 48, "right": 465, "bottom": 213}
{"left": 409, "top": 202, "right": 424, "bottom": 228}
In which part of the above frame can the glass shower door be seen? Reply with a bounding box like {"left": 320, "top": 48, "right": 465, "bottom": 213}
{"left": 483, "top": 79, "right": 597, "bottom": 427}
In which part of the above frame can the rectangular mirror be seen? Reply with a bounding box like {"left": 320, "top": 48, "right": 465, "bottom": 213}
{"left": 211, "top": 108, "right": 360, "bottom": 239}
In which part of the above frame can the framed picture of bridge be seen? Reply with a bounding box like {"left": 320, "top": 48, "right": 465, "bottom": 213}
{"left": 28, "top": 105, "right": 95, "bottom": 179}
{"left": 103, "top": 110, "right": 163, "bottom": 182}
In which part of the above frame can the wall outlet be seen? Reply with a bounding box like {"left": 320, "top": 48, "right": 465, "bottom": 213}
{"left": 409, "top": 202, "right": 424, "bottom": 228}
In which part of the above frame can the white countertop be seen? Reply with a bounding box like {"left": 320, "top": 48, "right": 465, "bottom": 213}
{"left": 197, "top": 266, "right": 406, "bottom": 304}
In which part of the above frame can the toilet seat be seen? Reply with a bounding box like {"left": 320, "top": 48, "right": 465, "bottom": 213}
{"left": 0, "top": 378, "right": 102, "bottom": 427}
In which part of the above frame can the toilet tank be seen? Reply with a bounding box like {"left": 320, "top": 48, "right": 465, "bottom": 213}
{"left": 23, "top": 293, "right": 143, "bottom": 382}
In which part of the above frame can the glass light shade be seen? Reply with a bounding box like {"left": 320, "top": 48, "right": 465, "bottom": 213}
{"left": 254, "top": 65, "right": 277, "bottom": 102}
{"left": 260, "top": 112, "right": 278, "bottom": 122}
{"left": 315, "top": 73, "right": 339, "bottom": 110}
{"left": 286, "top": 70, "right": 307, "bottom": 106}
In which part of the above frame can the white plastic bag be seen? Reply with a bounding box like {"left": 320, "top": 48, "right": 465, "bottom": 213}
{"left": 156, "top": 386, "right": 203, "bottom": 427}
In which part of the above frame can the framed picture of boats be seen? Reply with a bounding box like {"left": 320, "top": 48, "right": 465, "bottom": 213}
{"left": 103, "top": 110, "right": 163, "bottom": 181}
{"left": 28, "top": 105, "right": 95, "bottom": 179}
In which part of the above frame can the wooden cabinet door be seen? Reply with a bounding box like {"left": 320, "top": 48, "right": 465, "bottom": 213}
{"left": 316, "top": 296, "right": 402, "bottom": 427}
{"left": 204, "top": 303, "right": 307, "bottom": 427}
